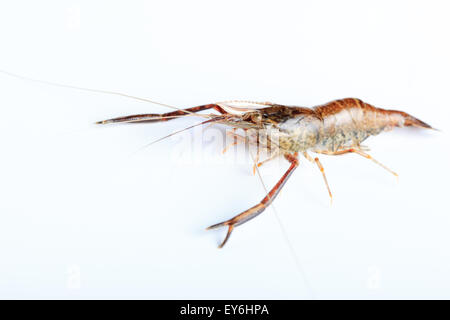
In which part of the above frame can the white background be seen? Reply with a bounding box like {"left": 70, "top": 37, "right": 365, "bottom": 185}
{"left": 0, "top": 0, "right": 449, "bottom": 299}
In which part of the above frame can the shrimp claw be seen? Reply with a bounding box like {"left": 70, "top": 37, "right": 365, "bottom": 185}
{"left": 96, "top": 104, "right": 227, "bottom": 124}
{"left": 207, "top": 153, "right": 299, "bottom": 248}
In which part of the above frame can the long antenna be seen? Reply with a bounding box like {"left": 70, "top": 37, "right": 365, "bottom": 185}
{"left": 0, "top": 69, "right": 196, "bottom": 115}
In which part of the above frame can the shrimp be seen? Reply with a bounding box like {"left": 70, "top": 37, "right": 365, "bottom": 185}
{"left": 97, "top": 97, "right": 433, "bottom": 248}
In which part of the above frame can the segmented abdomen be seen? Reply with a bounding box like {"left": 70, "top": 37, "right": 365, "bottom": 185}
{"left": 312, "top": 98, "right": 431, "bottom": 152}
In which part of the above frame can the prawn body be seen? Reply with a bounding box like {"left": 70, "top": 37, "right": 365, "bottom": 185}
{"left": 98, "top": 97, "right": 432, "bottom": 248}
{"left": 216, "top": 98, "right": 431, "bottom": 155}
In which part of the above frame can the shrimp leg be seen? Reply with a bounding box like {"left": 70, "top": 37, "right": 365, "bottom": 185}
{"left": 303, "top": 152, "right": 333, "bottom": 203}
{"left": 207, "top": 153, "right": 299, "bottom": 248}
{"left": 252, "top": 152, "right": 279, "bottom": 175}
{"left": 96, "top": 104, "right": 228, "bottom": 124}
{"left": 314, "top": 148, "right": 398, "bottom": 177}
{"left": 222, "top": 128, "right": 240, "bottom": 154}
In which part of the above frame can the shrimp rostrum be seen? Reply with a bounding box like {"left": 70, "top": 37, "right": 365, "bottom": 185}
{"left": 97, "top": 98, "right": 433, "bottom": 248}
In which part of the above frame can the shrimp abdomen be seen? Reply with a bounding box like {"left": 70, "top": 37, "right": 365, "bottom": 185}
{"left": 312, "top": 98, "right": 432, "bottom": 151}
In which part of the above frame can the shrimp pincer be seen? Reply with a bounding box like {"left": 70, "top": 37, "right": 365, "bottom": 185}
{"left": 97, "top": 98, "right": 433, "bottom": 248}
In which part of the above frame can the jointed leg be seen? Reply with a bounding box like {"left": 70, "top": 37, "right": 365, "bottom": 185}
{"left": 314, "top": 148, "right": 398, "bottom": 177}
{"left": 252, "top": 152, "right": 279, "bottom": 175}
{"left": 222, "top": 128, "right": 239, "bottom": 154}
{"left": 254, "top": 133, "right": 261, "bottom": 173}
{"left": 96, "top": 104, "right": 228, "bottom": 124}
{"left": 303, "top": 152, "right": 333, "bottom": 203}
{"left": 222, "top": 129, "right": 278, "bottom": 174}
{"left": 251, "top": 132, "right": 280, "bottom": 175}
{"left": 207, "top": 153, "right": 299, "bottom": 248}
